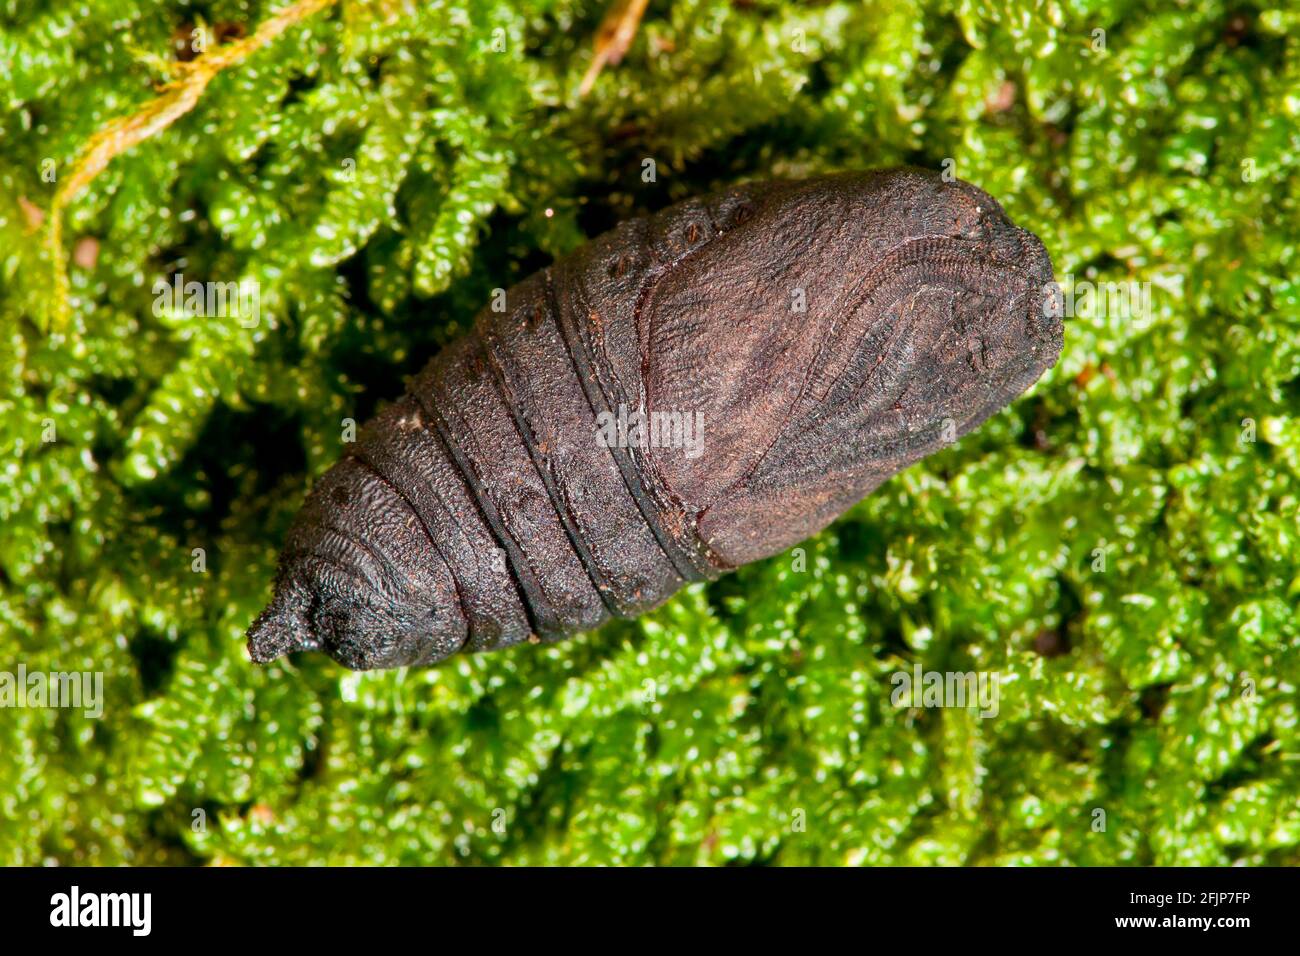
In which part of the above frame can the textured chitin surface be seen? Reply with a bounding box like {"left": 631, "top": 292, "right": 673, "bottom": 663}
{"left": 247, "top": 168, "right": 1063, "bottom": 670}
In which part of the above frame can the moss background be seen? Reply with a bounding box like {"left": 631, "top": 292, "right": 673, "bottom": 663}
{"left": 2, "top": 0, "right": 1299, "bottom": 865}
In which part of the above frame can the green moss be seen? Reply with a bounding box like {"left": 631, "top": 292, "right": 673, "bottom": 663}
{"left": 1, "top": 0, "right": 1297, "bottom": 865}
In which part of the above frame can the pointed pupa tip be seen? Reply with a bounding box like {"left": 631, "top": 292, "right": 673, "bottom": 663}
{"left": 246, "top": 589, "right": 317, "bottom": 664}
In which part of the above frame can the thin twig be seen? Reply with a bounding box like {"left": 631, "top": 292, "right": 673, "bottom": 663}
{"left": 578, "top": 0, "right": 650, "bottom": 98}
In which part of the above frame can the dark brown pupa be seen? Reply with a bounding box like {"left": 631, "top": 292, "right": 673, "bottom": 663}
{"left": 247, "top": 168, "right": 1062, "bottom": 670}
